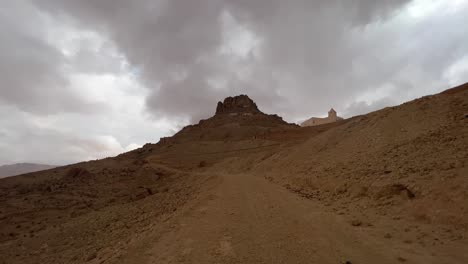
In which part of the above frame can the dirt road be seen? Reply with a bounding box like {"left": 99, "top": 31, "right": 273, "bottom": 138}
{"left": 120, "top": 172, "right": 467, "bottom": 264}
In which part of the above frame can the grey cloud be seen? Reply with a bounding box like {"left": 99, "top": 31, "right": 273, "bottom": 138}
{"left": 0, "top": 3, "right": 65, "bottom": 112}
{"left": 147, "top": 71, "right": 222, "bottom": 123}
{"left": 0, "top": 1, "right": 109, "bottom": 114}
{"left": 342, "top": 97, "right": 399, "bottom": 118}
{"left": 68, "top": 40, "right": 125, "bottom": 75}
{"left": 0, "top": 113, "right": 85, "bottom": 165}
{"left": 34, "top": 0, "right": 419, "bottom": 122}
{"left": 41, "top": 0, "right": 224, "bottom": 77}
{"left": 0, "top": 105, "right": 143, "bottom": 165}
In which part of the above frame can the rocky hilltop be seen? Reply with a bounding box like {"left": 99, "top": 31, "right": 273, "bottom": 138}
{"left": 0, "top": 83, "right": 467, "bottom": 263}
{"left": 215, "top": 95, "right": 260, "bottom": 115}
{"left": 167, "top": 94, "right": 296, "bottom": 143}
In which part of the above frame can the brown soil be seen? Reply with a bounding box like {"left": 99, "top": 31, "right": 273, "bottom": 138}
{"left": 0, "top": 83, "right": 467, "bottom": 263}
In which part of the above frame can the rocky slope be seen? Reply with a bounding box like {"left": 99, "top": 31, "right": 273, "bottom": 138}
{"left": 254, "top": 82, "right": 468, "bottom": 232}
{"left": 0, "top": 87, "right": 467, "bottom": 263}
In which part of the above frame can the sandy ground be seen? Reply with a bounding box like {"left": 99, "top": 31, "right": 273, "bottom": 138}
{"left": 117, "top": 172, "right": 468, "bottom": 264}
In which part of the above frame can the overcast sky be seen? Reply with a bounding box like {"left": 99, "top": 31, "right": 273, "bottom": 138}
{"left": 1, "top": 0, "right": 467, "bottom": 166}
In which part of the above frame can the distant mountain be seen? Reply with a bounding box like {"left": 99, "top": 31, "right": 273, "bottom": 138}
{"left": 0, "top": 163, "right": 56, "bottom": 178}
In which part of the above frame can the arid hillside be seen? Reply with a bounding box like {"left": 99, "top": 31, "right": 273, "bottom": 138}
{"left": 0, "top": 84, "right": 467, "bottom": 264}
{"left": 254, "top": 82, "right": 468, "bottom": 229}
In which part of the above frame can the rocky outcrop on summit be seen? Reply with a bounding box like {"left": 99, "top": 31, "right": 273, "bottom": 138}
{"left": 215, "top": 95, "right": 261, "bottom": 115}
{"left": 168, "top": 94, "right": 297, "bottom": 142}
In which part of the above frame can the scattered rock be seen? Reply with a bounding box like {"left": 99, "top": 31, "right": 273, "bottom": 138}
{"left": 64, "top": 167, "right": 93, "bottom": 182}
{"left": 133, "top": 159, "right": 148, "bottom": 166}
{"left": 145, "top": 187, "right": 153, "bottom": 195}
{"left": 397, "top": 256, "right": 407, "bottom": 262}
{"left": 133, "top": 187, "right": 154, "bottom": 200}
{"left": 351, "top": 186, "right": 368, "bottom": 198}
{"left": 375, "top": 184, "right": 415, "bottom": 199}
{"left": 86, "top": 252, "right": 97, "bottom": 261}
{"left": 334, "top": 184, "right": 348, "bottom": 195}
{"left": 351, "top": 220, "right": 362, "bottom": 227}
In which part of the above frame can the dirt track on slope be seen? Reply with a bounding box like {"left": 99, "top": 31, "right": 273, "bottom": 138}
{"left": 119, "top": 172, "right": 468, "bottom": 264}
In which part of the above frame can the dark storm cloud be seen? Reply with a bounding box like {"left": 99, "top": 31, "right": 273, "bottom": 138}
{"left": 34, "top": 0, "right": 426, "bottom": 121}
{"left": 2, "top": 0, "right": 468, "bottom": 165}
